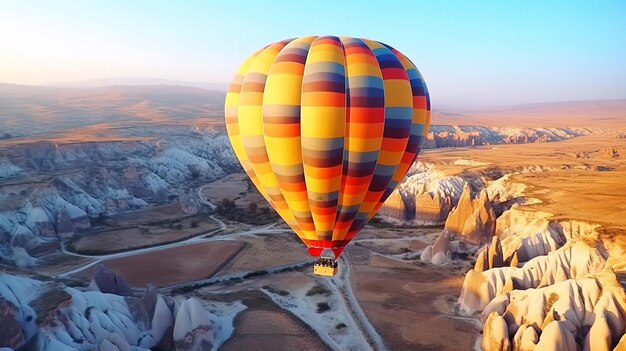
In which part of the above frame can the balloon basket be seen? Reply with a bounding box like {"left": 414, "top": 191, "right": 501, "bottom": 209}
{"left": 313, "top": 257, "right": 338, "bottom": 277}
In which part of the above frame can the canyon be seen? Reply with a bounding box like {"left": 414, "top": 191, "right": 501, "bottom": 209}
{"left": 1, "top": 84, "right": 625, "bottom": 350}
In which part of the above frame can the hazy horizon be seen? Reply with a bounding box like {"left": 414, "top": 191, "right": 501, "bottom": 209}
{"left": 1, "top": 1, "right": 625, "bottom": 108}
{"left": 2, "top": 77, "right": 626, "bottom": 112}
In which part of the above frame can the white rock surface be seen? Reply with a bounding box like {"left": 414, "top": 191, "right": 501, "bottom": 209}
{"left": 460, "top": 240, "right": 607, "bottom": 314}
{"left": 173, "top": 298, "right": 214, "bottom": 351}
{"left": 444, "top": 184, "right": 496, "bottom": 244}
{"left": 0, "top": 131, "right": 239, "bottom": 267}
{"left": 534, "top": 320, "right": 578, "bottom": 351}
{"left": 420, "top": 245, "right": 433, "bottom": 261}
{"left": 473, "top": 269, "right": 626, "bottom": 350}
{"left": 0, "top": 273, "right": 244, "bottom": 351}
{"left": 0, "top": 160, "right": 22, "bottom": 179}
{"left": 482, "top": 312, "right": 511, "bottom": 351}
{"left": 430, "top": 231, "right": 452, "bottom": 265}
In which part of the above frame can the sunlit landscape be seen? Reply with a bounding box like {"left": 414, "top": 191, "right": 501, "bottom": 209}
{"left": 1, "top": 1, "right": 625, "bottom": 351}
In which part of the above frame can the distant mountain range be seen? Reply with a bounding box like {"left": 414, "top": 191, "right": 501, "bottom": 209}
{"left": 45, "top": 77, "right": 230, "bottom": 92}
{"left": 0, "top": 82, "right": 624, "bottom": 139}
{"left": 432, "top": 99, "right": 626, "bottom": 128}
{"left": 0, "top": 83, "right": 226, "bottom": 138}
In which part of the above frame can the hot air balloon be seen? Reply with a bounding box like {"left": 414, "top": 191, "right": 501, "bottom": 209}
{"left": 225, "top": 36, "right": 430, "bottom": 276}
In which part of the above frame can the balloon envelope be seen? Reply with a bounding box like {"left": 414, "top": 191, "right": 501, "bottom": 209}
{"left": 225, "top": 36, "right": 430, "bottom": 258}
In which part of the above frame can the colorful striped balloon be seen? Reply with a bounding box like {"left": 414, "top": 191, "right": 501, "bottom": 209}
{"left": 225, "top": 36, "right": 430, "bottom": 258}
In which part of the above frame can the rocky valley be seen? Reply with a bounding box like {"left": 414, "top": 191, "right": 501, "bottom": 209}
{"left": 1, "top": 84, "right": 625, "bottom": 351}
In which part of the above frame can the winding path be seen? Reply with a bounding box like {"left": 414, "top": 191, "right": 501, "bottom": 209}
{"left": 197, "top": 184, "right": 217, "bottom": 209}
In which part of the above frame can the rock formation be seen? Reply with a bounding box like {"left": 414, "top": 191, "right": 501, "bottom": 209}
{"left": 431, "top": 231, "right": 452, "bottom": 265}
{"left": 420, "top": 125, "right": 589, "bottom": 150}
{"left": 0, "top": 270, "right": 235, "bottom": 351}
{"left": 512, "top": 323, "right": 539, "bottom": 351}
{"left": 475, "top": 269, "right": 626, "bottom": 350}
{"left": 494, "top": 209, "right": 600, "bottom": 269}
{"left": 444, "top": 183, "right": 496, "bottom": 244}
{"left": 0, "top": 160, "right": 22, "bottom": 179}
{"left": 421, "top": 231, "right": 452, "bottom": 265}
{"left": 414, "top": 191, "right": 453, "bottom": 224}
{"left": 482, "top": 312, "right": 511, "bottom": 351}
{"left": 0, "top": 132, "right": 239, "bottom": 267}
{"left": 0, "top": 297, "right": 24, "bottom": 349}
{"left": 420, "top": 245, "right": 433, "bottom": 261}
{"left": 475, "top": 236, "right": 505, "bottom": 272}
{"left": 487, "top": 236, "right": 504, "bottom": 269}
{"left": 602, "top": 147, "right": 620, "bottom": 159}
{"left": 87, "top": 264, "right": 134, "bottom": 296}
{"left": 173, "top": 298, "right": 215, "bottom": 351}
{"left": 379, "top": 162, "right": 467, "bottom": 225}
{"left": 179, "top": 191, "right": 199, "bottom": 215}
{"left": 379, "top": 190, "right": 415, "bottom": 221}
{"left": 460, "top": 240, "right": 607, "bottom": 314}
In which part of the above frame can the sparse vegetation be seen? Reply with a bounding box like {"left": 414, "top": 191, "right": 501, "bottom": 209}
{"left": 306, "top": 285, "right": 330, "bottom": 296}
{"left": 545, "top": 292, "right": 560, "bottom": 316}
{"left": 242, "top": 269, "right": 269, "bottom": 279}
{"left": 65, "top": 213, "right": 220, "bottom": 255}
{"left": 221, "top": 198, "right": 235, "bottom": 209}
{"left": 316, "top": 302, "right": 330, "bottom": 313}
{"left": 215, "top": 198, "right": 278, "bottom": 225}
{"left": 261, "top": 285, "right": 289, "bottom": 296}
{"left": 248, "top": 202, "right": 258, "bottom": 212}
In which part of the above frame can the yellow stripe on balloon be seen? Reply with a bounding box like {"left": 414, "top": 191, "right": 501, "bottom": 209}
{"left": 224, "top": 48, "right": 271, "bottom": 204}
{"left": 301, "top": 36, "right": 346, "bottom": 239}
{"left": 263, "top": 36, "right": 318, "bottom": 241}
{"left": 236, "top": 41, "right": 303, "bottom": 235}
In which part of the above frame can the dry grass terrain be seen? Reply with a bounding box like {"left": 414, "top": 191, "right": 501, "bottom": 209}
{"left": 0, "top": 118, "right": 226, "bottom": 148}
{"left": 68, "top": 205, "right": 220, "bottom": 254}
{"left": 194, "top": 287, "right": 330, "bottom": 351}
{"left": 31, "top": 253, "right": 94, "bottom": 277}
{"left": 70, "top": 218, "right": 218, "bottom": 254}
{"left": 200, "top": 172, "right": 269, "bottom": 210}
{"left": 346, "top": 245, "right": 476, "bottom": 351}
{"left": 217, "top": 234, "right": 311, "bottom": 276}
{"left": 419, "top": 135, "right": 626, "bottom": 238}
{"left": 221, "top": 308, "right": 330, "bottom": 351}
{"left": 102, "top": 203, "right": 190, "bottom": 226}
{"left": 354, "top": 237, "right": 429, "bottom": 256}
{"left": 434, "top": 99, "right": 626, "bottom": 128}
{"left": 0, "top": 83, "right": 225, "bottom": 141}
{"left": 201, "top": 173, "right": 249, "bottom": 203}
{"left": 72, "top": 241, "right": 244, "bottom": 287}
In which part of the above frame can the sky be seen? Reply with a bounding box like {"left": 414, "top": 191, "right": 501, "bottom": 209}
{"left": 0, "top": 0, "right": 624, "bottom": 108}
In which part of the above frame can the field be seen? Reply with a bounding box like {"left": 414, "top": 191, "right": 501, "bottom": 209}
{"left": 71, "top": 241, "right": 244, "bottom": 287}
{"left": 419, "top": 135, "right": 626, "bottom": 235}
{"left": 69, "top": 210, "right": 220, "bottom": 254}
{"left": 200, "top": 172, "right": 270, "bottom": 210}
{"left": 348, "top": 247, "right": 476, "bottom": 351}
{"left": 216, "top": 234, "right": 312, "bottom": 276}
{"left": 221, "top": 305, "right": 330, "bottom": 351}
